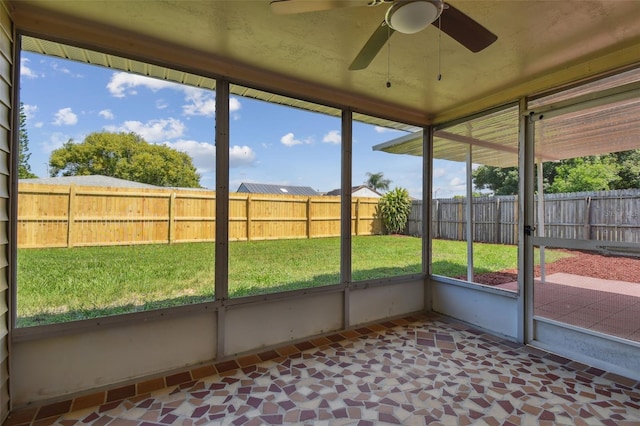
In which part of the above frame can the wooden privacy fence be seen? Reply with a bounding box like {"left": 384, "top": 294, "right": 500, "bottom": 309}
{"left": 407, "top": 189, "right": 640, "bottom": 244}
{"left": 407, "top": 196, "right": 519, "bottom": 244}
{"left": 17, "top": 183, "right": 383, "bottom": 248}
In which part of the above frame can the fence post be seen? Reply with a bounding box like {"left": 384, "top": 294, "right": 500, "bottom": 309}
{"left": 583, "top": 196, "right": 592, "bottom": 240}
{"left": 513, "top": 195, "right": 519, "bottom": 245}
{"left": 246, "top": 194, "right": 252, "bottom": 241}
{"left": 66, "top": 184, "right": 76, "bottom": 248}
{"left": 307, "top": 197, "right": 312, "bottom": 239}
{"left": 168, "top": 192, "right": 176, "bottom": 244}
{"left": 495, "top": 198, "right": 501, "bottom": 244}
{"left": 457, "top": 200, "right": 464, "bottom": 240}
{"left": 434, "top": 200, "right": 439, "bottom": 239}
{"left": 355, "top": 198, "right": 361, "bottom": 236}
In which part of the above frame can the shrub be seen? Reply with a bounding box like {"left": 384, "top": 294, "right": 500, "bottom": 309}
{"left": 378, "top": 187, "right": 412, "bottom": 234}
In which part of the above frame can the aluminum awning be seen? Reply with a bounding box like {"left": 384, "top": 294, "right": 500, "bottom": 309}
{"left": 375, "top": 70, "right": 640, "bottom": 167}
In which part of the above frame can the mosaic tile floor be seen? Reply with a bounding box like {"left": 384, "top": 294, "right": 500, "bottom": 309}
{"left": 12, "top": 314, "right": 640, "bottom": 425}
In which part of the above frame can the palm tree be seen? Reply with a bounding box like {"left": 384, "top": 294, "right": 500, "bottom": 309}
{"left": 365, "top": 172, "right": 391, "bottom": 192}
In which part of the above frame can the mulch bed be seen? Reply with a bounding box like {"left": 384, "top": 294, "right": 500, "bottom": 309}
{"left": 463, "top": 250, "right": 640, "bottom": 286}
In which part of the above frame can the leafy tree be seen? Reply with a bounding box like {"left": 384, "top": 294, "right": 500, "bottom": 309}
{"left": 472, "top": 166, "right": 519, "bottom": 195}
{"left": 365, "top": 172, "right": 391, "bottom": 192}
{"left": 453, "top": 192, "right": 486, "bottom": 199}
{"left": 611, "top": 150, "right": 640, "bottom": 190}
{"left": 49, "top": 131, "right": 201, "bottom": 188}
{"left": 548, "top": 157, "right": 618, "bottom": 193}
{"left": 472, "top": 163, "right": 559, "bottom": 195}
{"left": 472, "top": 149, "right": 640, "bottom": 195}
{"left": 378, "top": 187, "right": 412, "bottom": 234}
{"left": 18, "top": 103, "right": 37, "bottom": 178}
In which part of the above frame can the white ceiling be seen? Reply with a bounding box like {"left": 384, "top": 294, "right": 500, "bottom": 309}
{"left": 10, "top": 0, "right": 640, "bottom": 126}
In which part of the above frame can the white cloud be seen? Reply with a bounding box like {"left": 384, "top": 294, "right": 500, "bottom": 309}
{"left": 22, "top": 104, "right": 38, "bottom": 120}
{"left": 230, "top": 98, "right": 241, "bottom": 113}
{"left": 20, "top": 58, "right": 39, "bottom": 79}
{"left": 433, "top": 168, "right": 446, "bottom": 178}
{"left": 51, "top": 61, "right": 83, "bottom": 78}
{"left": 280, "top": 132, "right": 312, "bottom": 147}
{"left": 52, "top": 107, "right": 78, "bottom": 126}
{"left": 281, "top": 132, "right": 300, "bottom": 147}
{"left": 374, "top": 126, "right": 400, "bottom": 134}
{"left": 182, "top": 88, "right": 242, "bottom": 118}
{"left": 41, "top": 132, "right": 70, "bottom": 153}
{"left": 107, "top": 72, "right": 180, "bottom": 98}
{"left": 106, "top": 72, "right": 243, "bottom": 121}
{"left": 164, "top": 139, "right": 216, "bottom": 173}
{"left": 448, "top": 177, "right": 467, "bottom": 195}
{"left": 106, "top": 118, "right": 185, "bottom": 142}
{"left": 163, "top": 140, "right": 256, "bottom": 172}
{"left": 229, "top": 145, "right": 256, "bottom": 168}
{"left": 449, "top": 177, "right": 464, "bottom": 186}
{"left": 183, "top": 87, "right": 216, "bottom": 117}
{"left": 99, "top": 109, "right": 114, "bottom": 120}
{"left": 322, "top": 130, "right": 341, "bottom": 144}
{"left": 23, "top": 104, "right": 43, "bottom": 128}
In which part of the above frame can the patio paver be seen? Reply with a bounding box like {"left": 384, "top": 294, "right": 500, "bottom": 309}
{"left": 497, "top": 272, "right": 640, "bottom": 341}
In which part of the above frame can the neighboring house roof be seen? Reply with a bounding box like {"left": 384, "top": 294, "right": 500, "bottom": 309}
{"left": 236, "top": 183, "right": 319, "bottom": 196}
{"left": 325, "top": 185, "right": 382, "bottom": 197}
{"left": 19, "top": 175, "right": 161, "bottom": 189}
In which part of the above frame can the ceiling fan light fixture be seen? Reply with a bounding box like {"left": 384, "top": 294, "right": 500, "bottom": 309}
{"left": 385, "top": 0, "right": 443, "bottom": 34}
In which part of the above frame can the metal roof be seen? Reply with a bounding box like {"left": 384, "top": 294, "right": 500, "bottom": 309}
{"left": 236, "top": 183, "right": 319, "bottom": 196}
{"left": 374, "top": 105, "right": 521, "bottom": 167}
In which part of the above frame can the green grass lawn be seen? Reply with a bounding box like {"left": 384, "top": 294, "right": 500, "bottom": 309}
{"left": 17, "top": 236, "right": 568, "bottom": 327}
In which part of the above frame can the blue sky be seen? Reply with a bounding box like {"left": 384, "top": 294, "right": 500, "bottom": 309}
{"left": 19, "top": 50, "right": 467, "bottom": 199}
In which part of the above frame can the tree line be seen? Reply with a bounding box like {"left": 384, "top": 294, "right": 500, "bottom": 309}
{"left": 473, "top": 151, "right": 640, "bottom": 195}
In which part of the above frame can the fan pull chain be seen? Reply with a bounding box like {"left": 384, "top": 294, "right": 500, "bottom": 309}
{"left": 437, "top": 15, "right": 443, "bottom": 81}
{"left": 386, "top": 24, "right": 391, "bottom": 88}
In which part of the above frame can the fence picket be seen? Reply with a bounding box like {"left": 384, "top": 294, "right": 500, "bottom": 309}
{"left": 17, "top": 183, "right": 640, "bottom": 248}
{"left": 422, "top": 190, "right": 640, "bottom": 244}
{"left": 17, "top": 183, "right": 383, "bottom": 248}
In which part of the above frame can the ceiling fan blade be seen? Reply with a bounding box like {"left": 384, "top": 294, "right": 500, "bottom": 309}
{"left": 349, "top": 22, "right": 395, "bottom": 71}
{"left": 435, "top": 3, "right": 497, "bottom": 52}
{"left": 270, "top": 0, "right": 370, "bottom": 15}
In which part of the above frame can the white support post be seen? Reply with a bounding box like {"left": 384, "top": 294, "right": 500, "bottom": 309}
{"left": 519, "top": 99, "right": 536, "bottom": 344}
{"left": 537, "top": 162, "right": 546, "bottom": 283}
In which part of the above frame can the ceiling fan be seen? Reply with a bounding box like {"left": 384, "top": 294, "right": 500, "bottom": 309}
{"left": 270, "top": 0, "right": 497, "bottom": 70}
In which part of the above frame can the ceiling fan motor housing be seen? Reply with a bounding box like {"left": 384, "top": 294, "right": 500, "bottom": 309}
{"left": 385, "top": 0, "right": 444, "bottom": 34}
